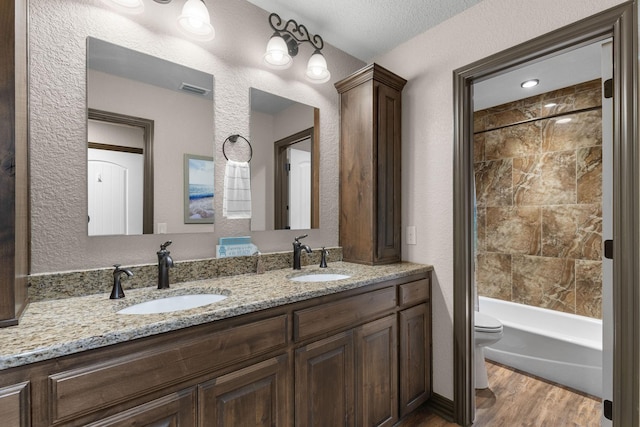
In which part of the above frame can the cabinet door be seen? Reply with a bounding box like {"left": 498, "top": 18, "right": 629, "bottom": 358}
{"left": 355, "top": 315, "right": 398, "bottom": 427}
{"left": 0, "top": 382, "right": 29, "bottom": 427}
{"left": 399, "top": 303, "right": 431, "bottom": 416}
{"left": 85, "top": 387, "right": 196, "bottom": 427}
{"left": 295, "top": 331, "right": 355, "bottom": 427}
{"left": 199, "top": 354, "right": 289, "bottom": 427}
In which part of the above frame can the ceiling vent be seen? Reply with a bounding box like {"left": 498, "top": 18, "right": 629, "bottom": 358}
{"left": 179, "top": 82, "right": 211, "bottom": 96}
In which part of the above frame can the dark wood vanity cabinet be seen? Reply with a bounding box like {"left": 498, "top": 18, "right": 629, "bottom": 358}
{"left": 0, "top": 272, "right": 430, "bottom": 427}
{"left": 335, "top": 64, "right": 407, "bottom": 265}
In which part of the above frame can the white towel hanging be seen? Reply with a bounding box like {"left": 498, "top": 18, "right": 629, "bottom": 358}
{"left": 223, "top": 160, "right": 252, "bottom": 219}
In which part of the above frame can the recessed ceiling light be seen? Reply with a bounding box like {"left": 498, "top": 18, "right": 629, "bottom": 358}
{"left": 521, "top": 79, "right": 539, "bottom": 88}
{"left": 555, "top": 117, "right": 572, "bottom": 124}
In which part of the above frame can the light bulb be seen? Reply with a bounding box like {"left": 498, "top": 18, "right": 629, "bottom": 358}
{"left": 263, "top": 34, "right": 292, "bottom": 69}
{"left": 305, "top": 51, "right": 330, "bottom": 84}
{"left": 177, "top": 0, "right": 215, "bottom": 41}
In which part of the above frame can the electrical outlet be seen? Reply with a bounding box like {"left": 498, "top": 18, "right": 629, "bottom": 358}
{"left": 157, "top": 223, "right": 167, "bottom": 234}
{"left": 406, "top": 226, "right": 417, "bottom": 245}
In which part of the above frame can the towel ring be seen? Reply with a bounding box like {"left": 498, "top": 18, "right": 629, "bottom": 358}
{"left": 222, "top": 134, "right": 253, "bottom": 162}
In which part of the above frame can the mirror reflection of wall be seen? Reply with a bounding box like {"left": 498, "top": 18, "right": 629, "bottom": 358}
{"left": 249, "top": 88, "right": 319, "bottom": 231}
{"left": 86, "top": 37, "right": 215, "bottom": 236}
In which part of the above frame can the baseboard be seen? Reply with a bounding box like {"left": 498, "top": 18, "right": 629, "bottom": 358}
{"left": 426, "top": 392, "right": 455, "bottom": 422}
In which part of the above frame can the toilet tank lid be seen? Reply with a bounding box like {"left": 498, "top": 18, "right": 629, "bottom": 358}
{"left": 475, "top": 312, "right": 502, "bottom": 329}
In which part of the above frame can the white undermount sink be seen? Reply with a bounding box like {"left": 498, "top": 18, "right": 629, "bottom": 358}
{"left": 117, "top": 294, "right": 228, "bottom": 315}
{"left": 289, "top": 273, "right": 351, "bottom": 283}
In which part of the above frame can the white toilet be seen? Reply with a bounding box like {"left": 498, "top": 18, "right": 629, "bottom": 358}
{"left": 474, "top": 311, "right": 503, "bottom": 389}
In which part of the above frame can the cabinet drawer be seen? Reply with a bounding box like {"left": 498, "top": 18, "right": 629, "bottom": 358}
{"left": 49, "top": 314, "right": 287, "bottom": 423}
{"left": 398, "top": 278, "right": 430, "bottom": 306}
{"left": 294, "top": 287, "right": 396, "bottom": 341}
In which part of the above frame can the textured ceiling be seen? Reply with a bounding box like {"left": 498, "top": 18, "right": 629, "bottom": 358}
{"left": 244, "top": 0, "right": 484, "bottom": 61}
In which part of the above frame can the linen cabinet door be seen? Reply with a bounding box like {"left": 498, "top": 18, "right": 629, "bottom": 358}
{"left": 399, "top": 303, "right": 431, "bottom": 416}
{"left": 84, "top": 388, "right": 196, "bottom": 427}
{"left": 355, "top": 315, "right": 398, "bottom": 427}
{"left": 295, "top": 331, "right": 355, "bottom": 427}
{"left": 198, "top": 354, "right": 290, "bottom": 427}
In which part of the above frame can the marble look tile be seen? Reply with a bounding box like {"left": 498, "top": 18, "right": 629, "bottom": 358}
{"left": 541, "top": 110, "right": 602, "bottom": 153}
{"left": 485, "top": 206, "right": 541, "bottom": 255}
{"left": 474, "top": 133, "right": 485, "bottom": 163}
{"left": 575, "top": 260, "right": 603, "bottom": 318}
{"left": 485, "top": 122, "right": 542, "bottom": 160}
{"left": 540, "top": 94, "right": 576, "bottom": 116}
{"left": 574, "top": 79, "right": 602, "bottom": 110}
{"left": 476, "top": 207, "right": 486, "bottom": 253}
{"left": 486, "top": 104, "right": 541, "bottom": 130}
{"left": 513, "top": 151, "right": 576, "bottom": 206}
{"left": 512, "top": 255, "right": 575, "bottom": 313}
{"left": 476, "top": 252, "right": 512, "bottom": 301}
{"left": 577, "top": 146, "right": 603, "bottom": 204}
{"left": 474, "top": 159, "right": 512, "bottom": 207}
{"left": 474, "top": 110, "right": 488, "bottom": 133}
{"left": 542, "top": 204, "right": 602, "bottom": 260}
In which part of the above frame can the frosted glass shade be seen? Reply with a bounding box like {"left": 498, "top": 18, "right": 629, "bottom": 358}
{"left": 100, "top": 0, "right": 144, "bottom": 14}
{"left": 177, "top": 0, "right": 215, "bottom": 41}
{"left": 305, "top": 51, "right": 331, "bottom": 84}
{"left": 263, "top": 34, "right": 293, "bottom": 69}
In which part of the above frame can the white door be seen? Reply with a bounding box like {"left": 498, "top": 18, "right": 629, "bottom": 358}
{"left": 288, "top": 146, "right": 311, "bottom": 229}
{"left": 600, "top": 40, "right": 613, "bottom": 427}
{"left": 88, "top": 148, "right": 144, "bottom": 235}
{"left": 87, "top": 160, "right": 128, "bottom": 235}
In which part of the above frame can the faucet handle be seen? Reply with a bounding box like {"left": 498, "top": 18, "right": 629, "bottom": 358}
{"left": 319, "top": 247, "right": 328, "bottom": 268}
{"left": 160, "top": 240, "right": 172, "bottom": 251}
{"left": 294, "top": 234, "right": 308, "bottom": 243}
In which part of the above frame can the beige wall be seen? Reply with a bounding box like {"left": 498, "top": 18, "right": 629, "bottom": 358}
{"left": 29, "top": 0, "right": 364, "bottom": 273}
{"left": 374, "top": 0, "right": 624, "bottom": 400}
{"left": 474, "top": 80, "right": 603, "bottom": 319}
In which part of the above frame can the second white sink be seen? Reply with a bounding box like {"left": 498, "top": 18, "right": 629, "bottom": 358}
{"left": 289, "top": 273, "right": 351, "bottom": 283}
{"left": 117, "top": 294, "right": 227, "bottom": 315}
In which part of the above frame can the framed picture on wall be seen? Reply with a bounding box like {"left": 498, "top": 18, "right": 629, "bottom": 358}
{"left": 184, "top": 154, "right": 215, "bottom": 224}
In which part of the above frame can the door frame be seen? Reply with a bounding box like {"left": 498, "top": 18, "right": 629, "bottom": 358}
{"left": 452, "top": 3, "right": 638, "bottom": 425}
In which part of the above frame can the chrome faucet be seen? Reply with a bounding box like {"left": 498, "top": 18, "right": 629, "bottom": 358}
{"left": 157, "top": 241, "right": 174, "bottom": 289}
{"left": 110, "top": 264, "right": 133, "bottom": 299}
{"left": 292, "top": 235, "right": 312, "bottom": 270}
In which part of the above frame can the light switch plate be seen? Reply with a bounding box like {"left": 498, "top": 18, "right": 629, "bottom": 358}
{"left": 157, "top": 223, "right": 167, "bottom": 234}
{"left": 406, "top": 226, "right": 417, "bottom": 245}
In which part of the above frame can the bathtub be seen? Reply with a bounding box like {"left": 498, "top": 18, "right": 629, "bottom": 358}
{"left": 479, "top": 296, "right": 602, "bottom": 397}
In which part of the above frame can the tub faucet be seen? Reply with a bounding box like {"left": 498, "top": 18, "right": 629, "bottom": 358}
{"left": 110, "top": 264, "right": 133, "bottom": 299}
{"left": 292, "top": 235, "right": 312, "bottom": 270}
{"left": 157, "top": 241, "right": 174, "bottom": 289}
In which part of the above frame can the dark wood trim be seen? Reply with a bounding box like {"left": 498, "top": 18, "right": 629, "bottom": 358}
{"left": 88, "top": 142, "right": 144, "bottom": 155}
{"left": 453, "top": 3, "right": 637, "bottom": 426}
{"left": 312, "top": 108, "right": 320, "bottom": 228}
{"left": 0, "top": 0, "right": 29, "bottom": 328}
{"left": 88, "top": 108, "right": 154, "bottom": 235}
{"left": 273, "top": 127, "right": 315, "bottom": 230}
{"left": 425, "top": 393, "right": 455, "bottom": 422}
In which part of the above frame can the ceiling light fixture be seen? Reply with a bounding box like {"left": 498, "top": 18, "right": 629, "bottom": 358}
{"left": 520, "top": 79, "right": 539, "bottom": 88}
{"left": 100, "top": 0, "right": 215, "bottom": 41}
{"left": 263, "top": 13, "right": 331, "bottom": 84}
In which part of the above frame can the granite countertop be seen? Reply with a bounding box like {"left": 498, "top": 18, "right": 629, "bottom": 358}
{"left": 0, "top": 261, "right": 431, "bottom": 370}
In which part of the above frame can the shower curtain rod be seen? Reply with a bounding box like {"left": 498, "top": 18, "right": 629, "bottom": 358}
{"left": 473, "top": 105, "right": 602, "bottom": 135}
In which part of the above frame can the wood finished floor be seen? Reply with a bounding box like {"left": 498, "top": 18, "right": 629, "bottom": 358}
{"left": 398, "top": 361, "right": 601, "bottom": 426}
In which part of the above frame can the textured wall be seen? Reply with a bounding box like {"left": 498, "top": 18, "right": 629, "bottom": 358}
{"left": 29, "top": 0, "right": 364, "bottom": 273}
{"left": 474, "top": 80, "right": 603, "bottom": 319}
{"left": 374, "top": 0, "right": 623, "bottom": 401}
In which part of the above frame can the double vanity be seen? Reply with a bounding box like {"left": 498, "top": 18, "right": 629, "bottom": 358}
{"left": 0, "top": 261, "right": 431, "bottom": 426}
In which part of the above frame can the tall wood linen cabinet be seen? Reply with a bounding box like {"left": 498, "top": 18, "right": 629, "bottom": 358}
{"left": 0, "top": 0, "right": 29, "bottom": 328}
{"left": 335, "top": 64, "right": 406, "bottom": 265}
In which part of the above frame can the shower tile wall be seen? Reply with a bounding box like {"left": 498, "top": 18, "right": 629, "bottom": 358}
{"left": 474, "top": 79, "right": 603, "bottom": 318}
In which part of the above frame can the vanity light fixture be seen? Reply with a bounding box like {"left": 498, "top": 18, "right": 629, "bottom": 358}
{"left": 520, "top": 79, "right": 539, "bottom": 88}
{"left": 263, "top": 12, "right": 331, "bottom": 84}
{"left": 100, "top": 0, "right": 215, "bottom": 41}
